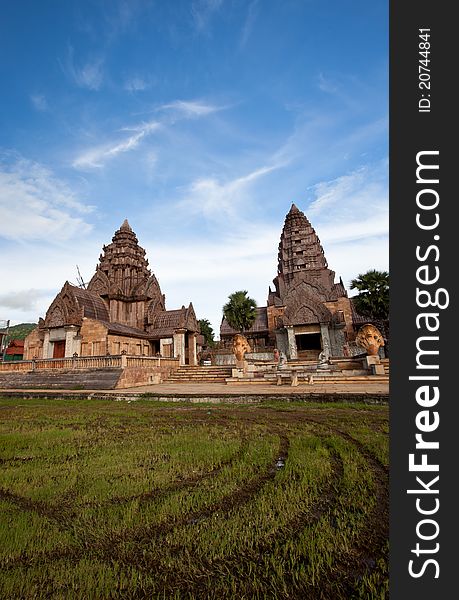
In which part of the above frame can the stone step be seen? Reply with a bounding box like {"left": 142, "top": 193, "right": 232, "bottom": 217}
{"left": 0, "top": 368, "right": 124, "bottom": 390}
{"left": 226, "top": 374, "right": 389, "bottom": 385}
{"left": 165, "top": 366, "right": 232, "bottom": 384}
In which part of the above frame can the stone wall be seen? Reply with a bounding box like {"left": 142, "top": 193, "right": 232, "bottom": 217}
{"left": 324, "top": 296, "right": 355, "bottom": 340}
{"left": 107, "top": 334, "right": 151, "bottom": 356}
{"left": 115, "top": 362, "right": 179, "bottom": 388}
{"left": 79, "top": 318, "right": 109, "bottom": 356}
{"left": 23, "top": 327, "right": 44, "bottom": 360}
{"left": 108, "top": 299, "right": 146, "bottom": 330}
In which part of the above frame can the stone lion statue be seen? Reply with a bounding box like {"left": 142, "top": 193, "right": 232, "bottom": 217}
{"left": 355, "top": 324, "right": 385, "bottom": 356}
{"left": 232, "top": 334, "right": 251, "bottom": 362}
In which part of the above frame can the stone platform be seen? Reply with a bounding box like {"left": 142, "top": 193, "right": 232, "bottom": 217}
{"left": 0, "top": 379, "right": 389, "bottom": 404}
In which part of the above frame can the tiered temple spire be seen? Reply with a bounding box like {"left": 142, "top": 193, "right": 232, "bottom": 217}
{"left": 277, "top": 203, "right": 328, "bottom": 284}
{"left": 94, "top": 220, "right": 151, "bottom": 298}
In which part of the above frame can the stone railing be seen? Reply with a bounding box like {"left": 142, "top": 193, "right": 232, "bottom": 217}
{"left": 123, "top": 356, "right": 179, "bottom": 369}
{"left": 0, "top": 355, "right": 179, "bottom": 372}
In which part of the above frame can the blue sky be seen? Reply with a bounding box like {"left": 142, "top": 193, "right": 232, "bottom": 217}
{"left": 0, "top": 0, "right": 388, "bottom": 337}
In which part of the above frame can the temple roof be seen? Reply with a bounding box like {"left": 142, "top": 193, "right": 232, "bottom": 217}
{"left": 288, "top": 203, "right": 301, "bottom": 215}
{"left": 104, "top": 321, "right": 151, "bottom": 339}
{"left": 148, "top": 304, "right": 199, "bottom": 338}
{"left": 70, "top": 285, "right": 110, "bottom": 322}
{"left": 89, "top": 221, "right": 153, "bottom": 299}
{"left": 220, "top": 307, "right": 269, "bottom": 336}
{"left": 120, "top": 219, "right": 132, "bottom": 232}
{"left": 278, "top": 203, "right": 327, "bottom": 279}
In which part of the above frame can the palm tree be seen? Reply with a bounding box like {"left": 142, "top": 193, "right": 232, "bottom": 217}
{"left": 198, "top": 319, "right": 215, "bottom": 347}
{"left": 223, "top": 291, "right": 257, "bottom": 333}
{"left": 350, "top": 270, "right": 389, "bottom": 320}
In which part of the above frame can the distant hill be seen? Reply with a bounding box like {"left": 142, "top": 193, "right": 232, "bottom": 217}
{"left": 0, "top": 323, "right": 37, "bottom": 340}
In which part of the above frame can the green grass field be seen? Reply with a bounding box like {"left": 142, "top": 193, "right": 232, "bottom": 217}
{"left": 0, "top": 397, "right": 389, "bottom": 599}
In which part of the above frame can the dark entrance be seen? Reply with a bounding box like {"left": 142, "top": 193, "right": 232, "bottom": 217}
{"left": 295, "top": 333, "right": 321, "bottom": 351}
{"left": 295, "top": 332, "right": 321, "bottom": 360}
{"left": 53, "top": 340, "right": 66, "bottom": 358}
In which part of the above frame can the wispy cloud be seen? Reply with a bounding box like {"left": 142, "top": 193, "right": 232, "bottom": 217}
{"left": 61, "top": 46, "right": 105, "bottom": 91}
{"left": 72, "top": 99, "right": 224, "bottom": 170}
{"left": 0, "top": 290, "right": 47, "bottom": 312}
{"left": 178, "top": 163, "right": 281, "bottom": 221}
{"left": 191, "top": 0, "right": 224, "bottom": 32}
{"left": 72, "top": 120, "right": 161, "bottom": 169}
{"left": 240, "top": 0, "right": 259, "bottom": 48}
{"left": 307, "top": 160, "right": 388, "bottom": 243}
{"left": 124, "top": 76, "right": 149, "bottom": 93}
{"left": 159, "top": 99, "right": 224, "bottom": 119}
{"left": 317, "top": 72, "right": 339, "bottom": 95}
{"left": 30, "top": 94, "right": 48, "bottom": 112}
{"left": 0, "top": 155, "right": 94, "bottom": 242}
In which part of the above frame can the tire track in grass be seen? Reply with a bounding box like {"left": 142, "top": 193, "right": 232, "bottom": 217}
{"left": 0, "top": 407, "right": 389, "bottom": 599}
{"left": 155, "top": 434, "right": 345, "bottom": 600}
{"left": 84, "top": 429, "right": 250, "bottom": 509}
{"left": 0, "top": 488, "right": 72, "bottom": 527}
{"left": 293, "top": 415, "right": 389, "bottom": 599}
{"left": 186, "top": 409, "right": 387, "bottom": 600}
{"left": 69, "top": 424, "right": 290, "bottom": 584}
{"left": 1, "top": 423, "right": 287, "bottom": 575}
{"left": 0, "top": 419, "right": 248, "bottom": 528}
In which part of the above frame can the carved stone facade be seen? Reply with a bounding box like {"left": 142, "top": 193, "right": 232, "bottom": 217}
{"left": 24, "top": 221, "right": 200, "bottom": 365}
{"left": 221, "top": 204, "right": 356, "bottom": 359}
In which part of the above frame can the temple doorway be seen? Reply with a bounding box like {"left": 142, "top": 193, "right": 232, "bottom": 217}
{"left": 53, "top": 340, "right": 65, "bottom": 358}
{"left": 295, "top": 332, "right": 321, "bottom": 360}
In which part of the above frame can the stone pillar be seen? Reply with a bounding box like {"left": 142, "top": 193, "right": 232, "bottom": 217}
{"left": 42, "top": 330, "right": 51, "bottom": 359}
{"left": 64, "top": 326, "right": 79, "bottom": 357}
{"left": 173, "top": 330, "right": 186, "bottom": 366}
{"left": 188, "top": 332, "right": 198, "bottom": 366}
{"left": 286, "top": 326, "right": 297, "bottom": 360}
{"left": 320, "top": 324, "right": 332, "bottom": 359}
{"left": 275, "top": 330, "right": 289, "bottom": 357}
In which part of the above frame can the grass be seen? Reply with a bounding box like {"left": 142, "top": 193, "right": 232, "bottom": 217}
{"left": 0, "top": 397, "right": 389, "bottom": 599}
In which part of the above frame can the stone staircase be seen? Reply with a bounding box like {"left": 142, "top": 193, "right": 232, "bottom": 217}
{"left": 381, "top": 359, "right": 390, "bottom": 375}
{"left": 0, "top": 368, "right": 124, "bottom": 390}
{"left": 165, "top": 365, "right": 233, "bottom": 384}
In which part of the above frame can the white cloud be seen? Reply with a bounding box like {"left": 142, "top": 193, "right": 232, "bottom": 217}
{"left": 30, "top": 94, "right": 48, "bottom": 111}
{"left": 160, "top": 99, "right": 223, "bottom": 119}
{"left": 317, "top": 73, "right": 338, "bottom": 95}
{"left": 178, "top": 164, "right": 280, "bottom": 220}
{"left": 72, "top": 120, "right": 161, "bottom": 169}
{"left": 0, "top": 290, "right": 48, "bottom": 312}
{"left": 240, "top": 1, "right": 259, "bottom": 48}
{"left": 61, "top": 47, "right": 105, "bottom": 91}
{"left": 0, "top": 236, "right": 104, "bottom": 325}
{"left": 0, "top": 156, "right": 94, "bottom": 242}
{"left": 307, "top": 161, "right": 388, "bottom": 244}
{"left": 191, "top": 0, "right": 224, "bottom": 32}
{"left": 72, "top": 98, "right": 223, "bottom": 170}
{"left": 124, "top": 76, "right": 148, "bottom": 92}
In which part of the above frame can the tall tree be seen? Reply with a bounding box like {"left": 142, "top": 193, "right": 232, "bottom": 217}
{"left": 198, "top": 319, "right": 215, "bottom": 347}
{"left": 350, "top": 270, "right": 389, "bottom": 320}
{"left": 223, "top": 291, "right": 257, "bottom": 333}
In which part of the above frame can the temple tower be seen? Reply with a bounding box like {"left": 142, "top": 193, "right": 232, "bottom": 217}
{"left": 93, "top": 219, "right": 151, "bottom": 298}
{"left": 268, "top": 204, "right": 353, "bottom": 359}
{"left": 275, "top": 204, "right": 336, "bottom": 295}
{"left": 87, "top": 219, "right": 164, "bottom": 329}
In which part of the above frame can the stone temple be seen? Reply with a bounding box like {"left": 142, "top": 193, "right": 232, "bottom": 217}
{"left": 221, "top": 204, "right": 357, "bottom": 359}
{"left": 24, "top": 220, "right": 200, "bottom": 365}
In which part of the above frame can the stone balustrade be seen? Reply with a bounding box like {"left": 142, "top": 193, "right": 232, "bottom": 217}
{"left": 0, "top": 355, "right": 179, "bottom": 372}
